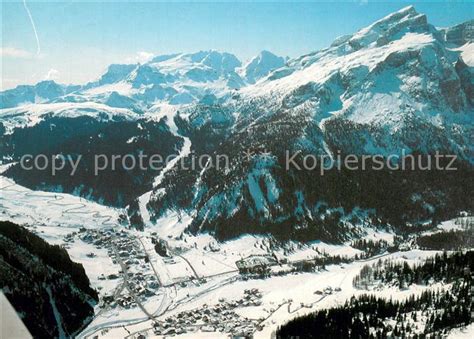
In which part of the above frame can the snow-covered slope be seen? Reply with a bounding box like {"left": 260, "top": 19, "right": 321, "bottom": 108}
{"left": 0, "top": 102, "right": 139, "bottom": 132}
{"left": 453, "top": 42, "right": 474, "bottom": 66}
{"left": 139, "top": 6, "right": 474, "bottom": 240}
{"left": 239, "top": 50, "right": 286, "bottom": 84}
{"left": 1, "top": 51, "right": 285, "bottom": 111}
{"left": 1, "top": 6, "right": 473, "bottom": 242}
{"left": 0, "top": 81, "right": 80, "bottom": 109}
{"left": 228, "top": 6, "right": 473, "bottom": 157}
{"left": 242, "top": 6, "right": 470, "bottom": 114}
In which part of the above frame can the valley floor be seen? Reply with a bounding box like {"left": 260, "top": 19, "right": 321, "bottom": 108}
{"left": 0, "top": 174, "right": 472, "bottom": 338}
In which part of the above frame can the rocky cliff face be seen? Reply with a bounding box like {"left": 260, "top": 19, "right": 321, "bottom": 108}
{"left": 140, "top": 6, "right": 474, "bottom": 240}
{"left": 1, "top": 50, "right": 285, "bottom": 111}
{"left": 442, "top": 19, "right": 474, "bottom": 46}
{"left": 1, "top": 6, "right": 473, "bottom": 242}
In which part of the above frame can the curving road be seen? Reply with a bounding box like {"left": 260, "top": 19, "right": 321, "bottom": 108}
{"left": 0, "top": 176, "right": 397, "bottom": 339}
{"left": 1, "top": 178, "right": 117, "bottom": 227}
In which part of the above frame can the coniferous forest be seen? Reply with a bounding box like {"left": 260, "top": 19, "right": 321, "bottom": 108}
{"left": 277, "top": 251, "right": 473, "bottom": 338}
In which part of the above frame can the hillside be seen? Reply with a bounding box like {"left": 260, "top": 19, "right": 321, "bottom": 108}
{"left": 0, "top": 221, "right": 98, "bottom": 338}
{"left": 0, "top": 6, "right": 473, "bottom": 242}
{"left": 278, "top": 251, "right": 473, "bottom": 338}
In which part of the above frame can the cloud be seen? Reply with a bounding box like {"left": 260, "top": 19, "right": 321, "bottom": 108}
{"left": 44, "top": 68, "right": 60, "bottom": 81}
{"left": 0, "top": 47, "right": 32, "bottom": 59}
{"left": 126, "top": 51, "right": 154, "bottom": 64}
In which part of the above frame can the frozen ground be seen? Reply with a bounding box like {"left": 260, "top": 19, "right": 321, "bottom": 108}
{"left": 0, "top": 102, "right": 138, "bottom": 132}
{"left": 0, "top": 175, "right": 471, "bottom": 338}
{"left": 448, "top": 323, "right": 474, "bottom": 339}
{"left": 0, "top": 175, "right": 122, "bottom": 229}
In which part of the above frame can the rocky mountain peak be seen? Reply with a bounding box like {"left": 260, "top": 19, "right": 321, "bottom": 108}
{"left": 347, "top": 5, "right": 429, "bottom": 50}
{"left": 241, "top": 50, "right": 286, "bottom": 84}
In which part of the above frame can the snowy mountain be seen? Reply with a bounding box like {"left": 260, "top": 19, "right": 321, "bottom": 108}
{"left": 1, "top": 50, "right": 285, "bottom": 111}
{"left": 1, "top": 7, "right": 473, "bottom": 338}
{"left": 0, "top": 80, "right": 80, "bottom": 109}
{"left": 140, "top": 6, "right": 474, "bottom": 240}
{"left": 239, "top": 50, "right": 286, "bottom": 84}
{"left": 1, "top": 6, "right": 473, "bottom": 242}
{"left": 441, "top": 19, "right": 474, "bottom": 46}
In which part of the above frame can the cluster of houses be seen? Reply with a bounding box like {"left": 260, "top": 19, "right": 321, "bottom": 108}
{"left": 64, "top": 227, "right": 144, "bottom": 267}
{"left": 63, "top": 227, "right": 162, "bottom": 309}
{"left": 100, "top": 272, "right": 160, "bottom": 309}
{"left": 235, "top": 254, "right": 278, "bottom": 274}
{"left": 151, "top": 289, "right": 264, "bottom": 337}
{"left": 314, "top": 286, "right": 342, "bottom": 296}
{"left": 64, "top": 227, "right": 130, "bottom": 249}
{"left": 102, "top": 294, "right": 135, "bottom": 309}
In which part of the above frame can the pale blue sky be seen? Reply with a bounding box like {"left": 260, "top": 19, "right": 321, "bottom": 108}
{"left": 1, "top": 1, "right": 473, "bottom": 90}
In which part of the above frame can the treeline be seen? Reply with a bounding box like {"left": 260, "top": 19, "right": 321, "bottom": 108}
{"left": 3, "top": 116, "right": 181, "bottom": 207}
{"left": 277, "top": 279, "right": 471, "bottom": 338}
{"left": 290, "top": 254, "right": 353, "bottom": 273}
{"left": 0, "top": 221, "right": 98, "bottom": 338}
{"left": 351, "top": 239, "right": 389, "bottom": 258}
{"left": 353, "top": 251, "right": 473, "bottom": 289}
{"left": 0, "top": 220, "right": 97, "bottom": 298}
{"left": 417, "top": 229, "right": 474, "bottom": 250}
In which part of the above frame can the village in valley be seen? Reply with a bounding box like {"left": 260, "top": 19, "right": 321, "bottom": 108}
{"left": 60, "top": 225, "right": 351, "bottom": 338}
{"left": 2, "top": 176, "right": 472, "bottom": 338}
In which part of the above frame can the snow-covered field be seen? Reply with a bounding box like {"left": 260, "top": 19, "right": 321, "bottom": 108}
{"left": 0, "top": 102, "right": 139, "bottom": 132}
{"left": 0, "top": 176, "right": 121, "bottom": 229}
{"left": 0, "top": 175, "right": 123, "bottom": 293}
{"left": 448, "top": 323, "right": 474, "bottom": 339}
{"left": 0, "top": 175, "right": 471, "bottom": 338}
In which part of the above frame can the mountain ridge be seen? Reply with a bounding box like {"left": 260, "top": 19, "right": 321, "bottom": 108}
{"left": 139, "top": 6, "right": 473, "bottom": 240}
{"left": 1, "top": 50, "right": 286, "bottom": 110}
{"left": 1, "top": 6, "right": 473, "bottom": 242}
